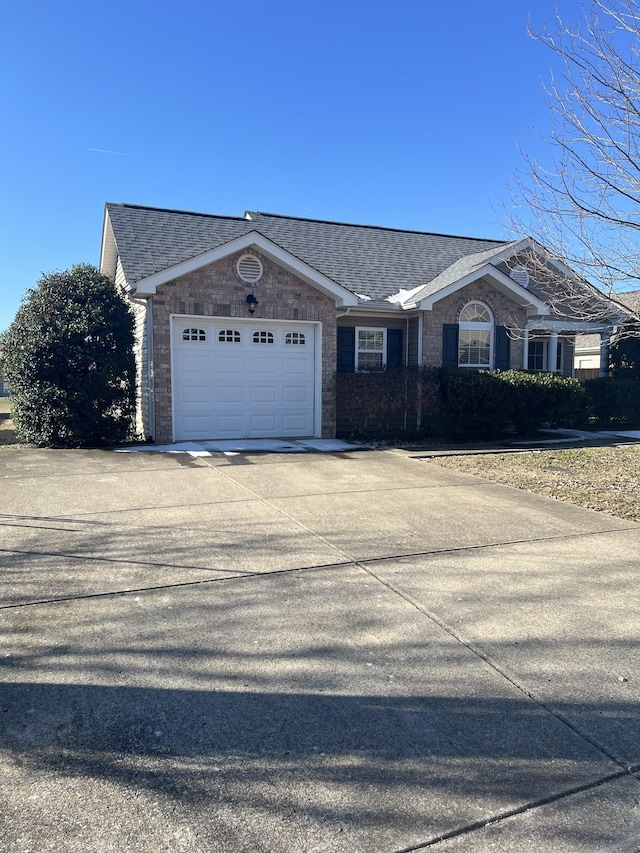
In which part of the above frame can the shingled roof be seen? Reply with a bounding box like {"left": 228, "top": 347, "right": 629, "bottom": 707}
{"left": 104, "top": 203, "right": 508, "bottom": 301}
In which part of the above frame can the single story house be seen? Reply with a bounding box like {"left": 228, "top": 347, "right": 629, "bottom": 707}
{"left": 100, "top": 204, "right": 629, "bottom": 443}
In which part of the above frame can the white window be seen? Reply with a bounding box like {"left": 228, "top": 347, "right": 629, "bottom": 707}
{"left": 458, "top": 302, "right": 493, "bottom": 367}
{"left": 528, "top": 339, "right": 563, "bottom": 372}
{"left": 183, "top": 327, "right": 206, "bottom": 342}
{"left": 356, "top": 327, "right": 386, "bottom": 371}
{"left": 253, "top": 331, "right": 274, "bottom": 344}
{"left": 219, "top": 329, "right": 241, "bottom": 343}
{"left": 285, "top": 332, "right": 306, "bottom": 345}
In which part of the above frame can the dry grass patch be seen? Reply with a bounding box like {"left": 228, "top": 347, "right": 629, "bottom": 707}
{"left": 430, "top": 444, "right": 640, "bottom": 523}
{"left": 0, "top": 398, "right": 19, "bottom": 447}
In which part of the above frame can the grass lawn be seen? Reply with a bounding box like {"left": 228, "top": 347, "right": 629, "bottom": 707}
{"left": 430, "top": 444, "right": 640, "bottom": 523}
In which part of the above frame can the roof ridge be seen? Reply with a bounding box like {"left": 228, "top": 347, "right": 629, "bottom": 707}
{"left": 245, "top": 210, "right": 509, "bottom": 243}
{"left": 106, "top": 202, "right": 247, "bottom": 223}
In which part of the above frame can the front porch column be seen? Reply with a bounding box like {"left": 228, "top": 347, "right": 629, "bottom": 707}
{"left": 522, "top": 328, "right": 529, "bottom": 370}
{"left": 600, "top": 332, "right": 611, "bottom": 377}
{"left": 548, "top": 332, "right": 559, "bottom": 373}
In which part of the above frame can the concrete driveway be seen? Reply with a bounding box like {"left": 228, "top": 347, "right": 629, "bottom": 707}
{"left": 1, "top": 446, "right": 639, "bottom": 852}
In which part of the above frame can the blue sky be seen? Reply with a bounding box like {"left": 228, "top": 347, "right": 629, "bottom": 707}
{"left": 0, "top": 0, "right": 583, "bottom": 332}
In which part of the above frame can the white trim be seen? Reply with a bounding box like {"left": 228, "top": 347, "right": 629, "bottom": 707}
{"left": 355, "top": 326, "right": 387, "bottom": 371}
{"left": 493, "top": 238, "right": 630, "bottom": 323}
{"left": 99, "top": 209, "right": 118, "bottom": 279}
{"left": 490, "top": 237, "right": 580, "bottom": 283}
{"left": 147, "top": 300, "right": 155, "bottom": 439}
{"left": 169, "top": 314, "right": 322, "bottom": 441}
{"left": 133, "top": 231, "right": 358, "bottom": 306}
{"left": 313, "top": 323, "right": 322, "bottom": 437}
{"left": 527, "top": 336, "right": 564, "bottom": 373}
{"left": 413, "top": 265, "right": 550, "bottom": 313}
{"left": 489, "top": 238, "right": 531, "bottom": 265}
{"left": 458, "top": 300, "right": 494, "bottom": 368}
{"left": 525, "top": 319, "right": 613, "bottom": 333}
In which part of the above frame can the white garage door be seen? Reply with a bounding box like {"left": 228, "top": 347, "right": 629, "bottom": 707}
{"left": 172, "top": 319, "right": 317, "bottom": 440}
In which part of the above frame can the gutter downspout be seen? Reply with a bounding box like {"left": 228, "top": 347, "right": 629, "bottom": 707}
{"left": 130, "top": 295, "right": 155, "bottom": 441}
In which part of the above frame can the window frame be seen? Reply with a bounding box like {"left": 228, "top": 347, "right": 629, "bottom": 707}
{"left": 458, "top": 301, "right": 493, "bottom": 368}
{"left": 355, "top": 326, "right": 387, "bottom": 371}
{"left": 218, "top": 329, "right": 242, "bottom": 343}
{"left": 528, "top": 338, "right": 563, "bottom": 372}
{"left": 285, "top": 331, "right": 306, "bottom": 346}
{"left": 252, "top": 330, "right": 275, "bottom": 345}
{"left": 182, "top": 327, "right": 207, "bottom": 342}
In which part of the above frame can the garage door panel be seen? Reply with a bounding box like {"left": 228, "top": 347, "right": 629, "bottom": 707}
{"left": 216, "top": 415, "right": 246, "bottom": 433}
{"left": 249, "top": 414, "right": 277, "bottom": 432}
{"left": 214, "top": 358, "right": 246, "bottom": 375}
{"left": 181, "top": 385, "right": 210, "bottom": 404}
{"left": 173, "top": 320, "right": 316, "bottom": 440}
{"left": 250, "top": 385, "right": 278, "bottom": 404}
{"left": 281, "top": 357, "right": 310, "bottom": 375}
{"left": 215, "top": 385, "right": 246, "bottom": 404}
{"left": 251, "top": 358, "right": 278, "bottom": 375}
{"left": 178, "top": 354, "right": 209, "bottom": 374}
{"left": 181, "top": 415, "right": 210, "bottom": 433}
{"left": 282, "top": 385, "right": 310, "bottom": 403}
{"left": 282, "top": 414, "right": 311, "bottom": 431}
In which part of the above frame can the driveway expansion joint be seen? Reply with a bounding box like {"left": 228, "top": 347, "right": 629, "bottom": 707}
{"left": 359, "top": 563, "right": 636, "bottom": 775}
{"left": 394, "top": 770, "right": 634, "bottom": 851}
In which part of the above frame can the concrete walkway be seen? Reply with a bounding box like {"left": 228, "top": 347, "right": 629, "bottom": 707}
{"left": 1, "top": 447, "right": 639, "bottom": 852}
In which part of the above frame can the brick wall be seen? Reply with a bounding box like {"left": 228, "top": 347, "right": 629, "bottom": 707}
{"left": 150, "top": 250, "right": 337, "bottom": 443}
{"left": 422, "top": 279, "right": 528, "bottom": 368}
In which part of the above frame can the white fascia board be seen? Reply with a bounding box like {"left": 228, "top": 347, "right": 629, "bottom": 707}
{"left": 346, "top": 303, "right": 408, "bottom": 316}
{"left": 132, "top": 231, "right": 358, "bottom": 306}
{"left": 99, "top": 209, "right": 118, "bottom": 279}
{"left": 414, "top": 265, "right": 550, "bottom": 313}
{"left": 498, "top": 236, "right": 601, "bottom": 291}
{"left": 526, "top": 319, "right": 614, "bottom": 333}
{"left": 489, "top": 237, "right": 532, "bottom": 264}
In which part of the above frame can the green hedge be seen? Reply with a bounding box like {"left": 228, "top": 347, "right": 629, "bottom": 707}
{"left": 336, "top": 367, "right": 587, "bottom": 441}
{"left": 583, "top": 377, "right": 640, "bottom": 428}
{"left": 438, "top": 368, "right": 587, "bottom": 441}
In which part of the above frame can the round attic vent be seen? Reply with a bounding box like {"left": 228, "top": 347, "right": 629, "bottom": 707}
{"left": 510, "top": 265, "right": 530, "bottom": 287}
{"left": 236, "top": 254, "right": 263, "bottom": 284}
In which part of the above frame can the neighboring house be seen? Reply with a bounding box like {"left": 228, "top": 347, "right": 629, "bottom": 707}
{"left": 574, "top": 290, "right": 640, "bottom": 373}
{"left": 100, "top": 204, "right": 629, "bottom": 443}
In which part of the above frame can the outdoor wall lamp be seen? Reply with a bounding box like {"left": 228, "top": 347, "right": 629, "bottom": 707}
{"left": 246, "top": 293, "right": 259, "bottom": 315}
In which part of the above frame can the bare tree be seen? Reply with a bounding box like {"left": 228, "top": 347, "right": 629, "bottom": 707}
{"left": 507, "top": 0, "right": 640, "bottom": 332}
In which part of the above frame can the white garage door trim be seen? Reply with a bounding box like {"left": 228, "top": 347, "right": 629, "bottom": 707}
{"left": 170, "top": 315, "right": 322, "bottom": 441}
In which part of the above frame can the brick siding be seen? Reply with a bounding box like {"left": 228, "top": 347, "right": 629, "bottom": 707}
{"left": 422, "top": 279, "right": 528, "bottom": 368}
{"left": 149, "top": 250, "right": 337, "bottom": 443}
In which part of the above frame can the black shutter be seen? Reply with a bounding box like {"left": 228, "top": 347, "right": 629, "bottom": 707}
{"left": 442, "top": 324, "right": 459, "bottom": 367}
{"left": 495, "top": 326, "right": 511, "bottom": 371}
{"left": 337, "top": 326, "right": 355, "bottom": 372}
{"left": 387, "top": 329, "right": 403, "bottom": 367}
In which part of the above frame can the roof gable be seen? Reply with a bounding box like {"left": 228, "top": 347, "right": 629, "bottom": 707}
{"left": 405, "top": 242, "right": 549, "bottom": 313}
{"left": 128, "top": 230, "right": 358, "bottom": 306}
{"left": 102, "top": 203, "right": 508, "bottom": 302}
